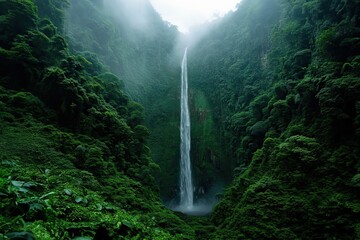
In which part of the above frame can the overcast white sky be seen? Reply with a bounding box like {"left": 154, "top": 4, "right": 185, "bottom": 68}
{"left": 149, "top": 0, "right": 241, "bottom": 33}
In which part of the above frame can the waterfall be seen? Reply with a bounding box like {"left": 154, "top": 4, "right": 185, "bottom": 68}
{"left": 169, "top": 48, "right": 216, "bottom": 216}
{"left": 179, "top": 48, "right": 193, "bottom": 208}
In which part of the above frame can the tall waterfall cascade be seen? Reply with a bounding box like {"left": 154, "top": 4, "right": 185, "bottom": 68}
{"left": 179, "top": 48, "right": 193, "bottom": 208}
{"left": 168, "top": 48, "right": 218, "bottom": 216}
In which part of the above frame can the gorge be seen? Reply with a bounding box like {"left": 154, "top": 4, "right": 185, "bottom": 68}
{"left": 0, "top": 0, "right": 359, "bottom": 239}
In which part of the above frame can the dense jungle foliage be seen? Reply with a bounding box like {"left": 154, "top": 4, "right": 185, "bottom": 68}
{"left": 1, "top": 0, "right": 359, "bottom": 239}
{"left": 64, "top": 0, "right": 186, "bottom": 199}
{"left": 189, "top": 0, "right": 360, "bottom": 239}
{"left": 0, "top": 0, "right": 196, "bottom": 239}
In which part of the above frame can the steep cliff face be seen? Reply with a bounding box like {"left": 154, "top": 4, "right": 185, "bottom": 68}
{"left": 66, "top": 0, "right": 178, "bottom": 100}
{"left": 189, "top": 0, "right": 360, "bottom": 238}
{"left": 189, "top": 0, "right": 282, "bottom": 170}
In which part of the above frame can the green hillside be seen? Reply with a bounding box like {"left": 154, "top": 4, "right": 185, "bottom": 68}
{"left": 189, "top": 0, "right": 360, "bottom": 238}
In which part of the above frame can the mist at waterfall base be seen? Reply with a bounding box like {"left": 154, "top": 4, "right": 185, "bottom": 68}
{"left": 166, "top": 181, "right": 225, "bottom": 216}
{"left": 164, "top": 48, "right": 224, "bottom": 216}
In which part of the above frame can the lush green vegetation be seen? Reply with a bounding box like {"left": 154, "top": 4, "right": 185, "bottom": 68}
{"left": 1, "top": 0, "right": 359, "bottom": 239}
{"left": 62, "top": 0, "right": 225, "bottom": 200}
{"left": 190, "top": 0, "right": 360, "bottom": 238}
{"left": 0, "top": 0, "right": 194, "bottom": 239}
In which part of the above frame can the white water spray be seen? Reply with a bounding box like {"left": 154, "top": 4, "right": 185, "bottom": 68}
{"left": 179, "top": 48, "right": 193, "bottom": 208}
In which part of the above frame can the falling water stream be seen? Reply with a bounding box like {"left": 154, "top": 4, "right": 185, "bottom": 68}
{"left": 179, "top": 47, "right": 193, "bottom": 209}
{"left": 170, "top": 48, "right": 215, "bottom": 216}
